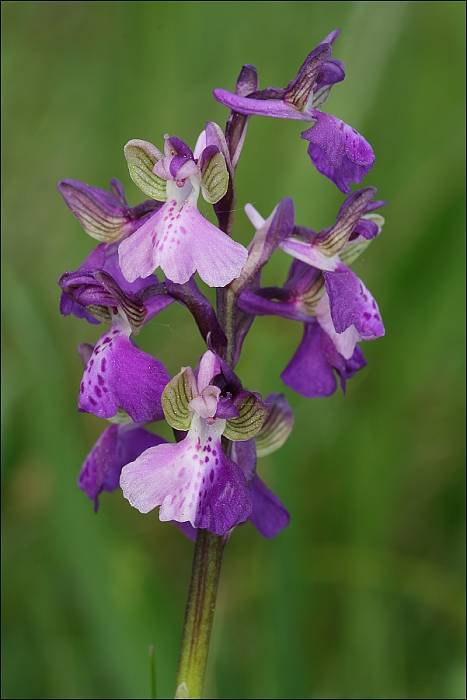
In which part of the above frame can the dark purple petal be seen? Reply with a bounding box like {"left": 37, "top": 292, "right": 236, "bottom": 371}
{"left": 232, "top": 439, "right": 257, "bottom": 481}
{"left": 78, "top": 424, "right": 165, "bottom": 509}
{"left": 285, "top": 259, "right": 321, "bottom": 294}
{"left": 169, "top": 154, "right": 194, "bottom": 179}
{"left": 249, "top": 475, "right": 290, "bottom": 538}
{"left": 215, "top": 396, "right": 239, "bottom": 420}
{"left": 352, "top": 218, "right": 379, "bottom": 240}
{"left": 282, "top": 321, "right": 367, "bottom": 398}
{"left": 165, "top": 136, "right": 193, "bottom": 159}
{"left": 302, "top": 112, "right": 375, "bottom": 192}
{"left": 315, "top": 58, "right": 345, "bottom": 93}
{"left": 78, "top": 328, "right": 170, "bottom": 422}
{"left": 60, "top": 289, "right": 100, "bottom": 324}
{"left": 324, "top": 266, "right": 384, "bottom": 338}
{"left": 281, "top": 322, "right": 338, "bottom": 397}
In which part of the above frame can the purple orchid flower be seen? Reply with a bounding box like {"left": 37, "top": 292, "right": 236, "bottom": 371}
{"left": 213, "top": 30, "right": 375, "bottom": 192}
{"left": 118, "top": 130, "right": 248, "bottom": 287}
{"left": 175, "top": 392, "right": 293, "bottom": 540}
{"left": 120, "top": 350, "right": 269, "bottom": 536}
{"left": 78, "top": 423, "right": 166, "bottom": 510}
{"left": 237, "top": 193, "right": 385, "bottom": 397}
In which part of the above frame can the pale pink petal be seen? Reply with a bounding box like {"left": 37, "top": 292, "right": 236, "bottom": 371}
{"left": 280, "top": 238, "right": 339, "bottom": 271}
{"left": 197, "top": 350, "right": 221, "bottom": 392}
{"left": 118, "top": 209, "right": 164, "bottom": 282}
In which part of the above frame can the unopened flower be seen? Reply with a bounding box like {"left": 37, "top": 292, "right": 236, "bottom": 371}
{"left": 59, "top": 241, "right": 173, "bottom": 326}
{"left": 213, "top": 30, "right": 375, "bottom": 192}
{"left": 118, "top": 130, "right": 248, "bottom": 287}
{"left": 120, "top": 350, "right": 268, "bottom": 535}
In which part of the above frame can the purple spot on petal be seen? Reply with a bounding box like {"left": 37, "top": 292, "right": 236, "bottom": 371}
{"left": 95, "top": 386, "right": 102, "bottom": 397}
{"left": 209, "top": 469, "right": 214, "bottom": 482}
{"left": 89, "top": 396, "right": 96, "bottom": 406}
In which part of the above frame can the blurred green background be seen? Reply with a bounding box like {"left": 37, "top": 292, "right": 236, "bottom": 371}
{"left": 2, "top": 1, "right": 465, "bottom": 698}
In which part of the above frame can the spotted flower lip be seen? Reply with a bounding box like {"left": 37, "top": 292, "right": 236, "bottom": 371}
{"left": 175, "top": 392, "right": 293, "bottom": 541}
{"left": 213, "top": 30, "right": 375, "bottom": 192}
{"left": 118, "top": 131, "right": 248, "bottom": 287}
{"left": 120, "top": 350, "right": 258, "bottom": 535}
{"left": 78, "top": 310, "right": 170, "bottom": 423}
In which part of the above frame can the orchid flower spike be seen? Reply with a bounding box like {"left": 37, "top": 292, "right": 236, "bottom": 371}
{"left": 118, "top": 128, "right": 248, "bottom": 287}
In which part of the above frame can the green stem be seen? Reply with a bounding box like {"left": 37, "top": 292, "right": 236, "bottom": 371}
{"left": 174, "top": 530, "right": 226, "bottom": 698}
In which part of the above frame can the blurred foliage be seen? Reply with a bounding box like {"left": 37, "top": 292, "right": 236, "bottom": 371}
{"left": 1, "top": 1, "right": 465, "bottom": 698}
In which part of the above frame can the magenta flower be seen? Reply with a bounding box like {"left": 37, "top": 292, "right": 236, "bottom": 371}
{"left": 237, "top": 191, "right": 385, "bottom": 397}
{"left": 120, "top": 350, "right": 268, "bottom": 535}
{"left": 118, "top": 129, "right": 248, "bottom": 287}
{"left": 213, "top": 30, "right": 375, "bottom": 192}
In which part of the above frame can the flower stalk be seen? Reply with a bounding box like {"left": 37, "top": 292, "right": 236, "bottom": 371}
{"left": 174, "top": 530, "right": 226, "bottom": 698}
